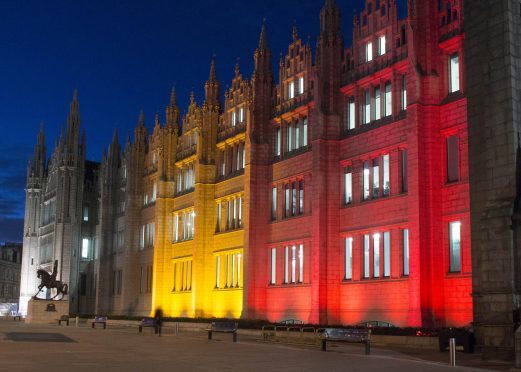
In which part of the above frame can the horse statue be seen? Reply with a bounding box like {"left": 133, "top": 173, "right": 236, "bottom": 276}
{"left": 33, "top": 260, "right": 68, "bottom": 300}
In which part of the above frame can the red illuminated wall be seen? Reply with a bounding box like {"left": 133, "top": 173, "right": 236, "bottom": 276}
{"left": 244, "top": 0, "right": 472, "bottom": 328}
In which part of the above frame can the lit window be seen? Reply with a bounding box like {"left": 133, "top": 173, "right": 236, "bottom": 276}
{"left": 345, "top": 237, "right": 353, "bottom": 280}
{"left": 378, "top": 35, "right": 386, "bottom": 56}
{"left": 383, "top": 231, "right": 390, "bottom": 277}
{"left": 287, "top": 123, "right": 293, "bottom": 152}
{"left": 366, "top": 42, "right": 373, "bottom": 62}
{"left": 303, "top": 118, "right": 308, "bottom": 146}
{"left": 151, "top": 183, "right": 157, "bottom": 202}
{"left": 347, "top": 98, "right": 356, "bottom": 130}
{"left": 363, "top": 161, "right": 370, "bottom": 200}
{"left": 81, "top": 238, "right": 90, "bottom": 259}
{"left": 298, "top": 244, "right": 304, "bottom": 283}
{"left": 275, "top": 127, "right": 281, "bottom": 156}
{"left": 298, "top": 180, "right": 304, "bottom": 215}
{"left": 215, "top": 256, "right": 221, "bottom": 288}
{"left": 449, "top": 221, "right": 461, "bottom": 272}
{"left": 373, "top": 233, "right": 380, "bottom": 278}
{"left": 383, "top": 154, "right": 390, "bottom": 196}
{"left": 271, "top": 187, "right": 277, "bottom": 220}
{"left": 289, "top": 81, "right": 295, "bottom": 99}
{"left": 449, "top": 53, "right": 460, "bottom": 93}
{"left": 285, "top": 185, "right": 290, "bottom": 217}
{"left": 345, "top": 170, "right": 352, "bottom": 204}
{"left": 299, "top": 76, "right": 304, "bottom": 94}
{"left": 447, "top": 135, "right": 459, "bottom": 183}
{"left": 270, "top": 248, "right": 277, "bottom": 284}
{"left": 401, "top": 76, "right": 407, "bottom": 110}
{"left": 403, "top": 229, "right": 409, "bottom": 275}
{"left": 364, "top": 90, "right": 371, "bottom": 124}
{"left": 239, "top": 107, "right": 244, "bottom": 123}
{"left": 375, "top": 87, "right": 381, "bottom": 121}
{"left": 284, "top": 246, "right": 289, "bottom": 283}
{"left": 373, "top": 159, "right": 379, "bottom": 198}
{"left": 364, "top": 234, "right": 370, "bottom": 278}
{"left": 385, "top": 83, "right": 392, "bottom": 117}
{"left": 232, "top": 111, "right": 236, "bottom": 126}
{"left": 83, "top": 206, "right": 89, "bottom": 222}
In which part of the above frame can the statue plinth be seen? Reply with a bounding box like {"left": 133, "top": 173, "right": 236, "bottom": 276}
{"left": 25, "top": 298, "right": 69, "bottom": 324}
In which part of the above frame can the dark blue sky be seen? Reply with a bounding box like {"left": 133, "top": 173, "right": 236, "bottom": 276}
{"left": 0, "top": 0, "right": 407, "bottom": 243}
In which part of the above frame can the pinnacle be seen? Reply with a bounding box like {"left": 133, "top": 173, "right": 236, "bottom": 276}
{"left": 190, "top": 89, "right": 195, "bottom": 105}
{"left": 292, "top": 21, "right": 298, "bottom": 41}
{"left": 235, "top": 59, "right": 240, "bottom": 77}
{"left": 170, "top": 86, "right": 177, "bottom": 106}
{"left": 258, "top": 20, "right": 269, "bottom": 50}
{"left": 112, "top": 128, "right": 118, "bottom": 143}
{"left": 138, "top": 109, "right": 145, "bottom": 127}
{"left": 209, "top": 55, "right": 217, "bottom": 81}
{"left": 73, "top": 88, "right": 78, "bottom": 101}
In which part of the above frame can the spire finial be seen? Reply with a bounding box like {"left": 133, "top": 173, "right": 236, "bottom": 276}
{"left": 209, "top": 55, "right": 217, "bottom": 81}
{"left": 39, "top": 122, "right": 44, "bottom": 133}
{"left": 292, "top": 21, "right": 298, "bottom": 41}
{"left": 258, "top": 19, "right": 269, "bottom": 50}
{"left": 235, "top": 58, "right": 240, "bottom": 77}
{"left": 325, "top": 0, "right": 336, "bottom": 8}
{"left": 112, "top": 127, "right": 118, "bottom": 143}
{"left": 138, "top": 109, "right": 145, "bottom": 127}
{"left": 154, "top": 111, "right": 160, "bottom": 127}
{"left": 190, "top": 89, "right": 195, "bottom": 105}
{"left": 170, "top": 85, "right": 177, "bottom": 106}
{"left": 73, "top": 88, "right": 78, "bottom": 101}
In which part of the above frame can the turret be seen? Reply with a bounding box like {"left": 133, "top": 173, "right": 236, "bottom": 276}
{"left": 251, "top": 21, "right": 273, "bottom": 144}
{"left": 316, "top": 0, "right": 343, "bottom": 115}
{"left": 166, "top": 86, "right": 180, "bottom": 134}
{"left": 205, "top": 56, "right": 220, "bottom": 108}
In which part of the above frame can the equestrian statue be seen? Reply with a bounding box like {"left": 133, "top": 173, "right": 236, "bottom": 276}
{"left": 33, "top": 260, "right": 68, "bottom": 300}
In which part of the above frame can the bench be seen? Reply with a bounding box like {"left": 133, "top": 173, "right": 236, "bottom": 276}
{"left": 58, "top": 315, "right": 70, "bottom": 326}
{"left": 139, "top": 317, "right": 161, "bottom": 335}
{"left": 207, "top": 322, "right": 238, "bottom": 342}
{"left": 319, "top": 328, "right": 371, "bottom": 354}
{"left": 13, "top": 313, "right": 22, "bottom": 321}
{"left": 92, "top": 316, "right": 107, "bottom": 329}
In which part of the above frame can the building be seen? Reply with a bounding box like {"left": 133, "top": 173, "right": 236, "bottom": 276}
{"left": 465, "top": 0, "right": 521, "bottom": 359}
{"left": 20, "top": 0, "right": 472, "bottom": 328}
{"left": 0, "top": 242, "right": 22, "bottom": 306}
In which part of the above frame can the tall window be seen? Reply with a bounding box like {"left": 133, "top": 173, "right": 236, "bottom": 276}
{"left": 239, "top": 107, "right": 244, "bottom": 123}
{"left": 283, "top": 244, "right": 304, "bottom": 284}
{"left": 373, "top": 233, "right": 380, "bottom": 278}
{"left": 287, "top": 123, "right": 294, "bottom": 152}
{"left": 383, "top": 231, "right": 391, "bottom": 277}
{"left": 299, "top": 180, "right": 304, "bottom": 215}
{"left": 271, "top": 187, "right": 277, "bottom": 220}
{"left": 449, "top": 221, "right": 461, "bottom": 272}
{"left": 270, "top": 248, "right": 277, "bottom": 284}
{"left": 364, "top": 90, "right": 371, "bottom": 124}
{"left": 83, "top": 206, "right": 89, "bottom": 222}
{"left": 449, "top": 53, "right": 460, "bottom": 93}
{"left": 216, "top": 203, "right": 221, "bottom": 232}
{"left": 215, "top": 251, "right": 242, "bottom": 288}
{"left": 373, "top": 159, "right": 380, "bottom": 198}
{"left": 347, "top": 98, "right": 356, "bottom": 130}
{"left": 378, "top": 35, "right": 386, "bottom": 56}
{"left": 401, "top": 149, "right": 408, "bottom": 193}
{"left": 303, "top": 118, "right": 308, "bottom": 147}
{"left": 215, "top": 256, "right": 221, "bottom": 288}
{"left": 364, "top": 234, "right": 370, "bottom": 278}
{"left": 365, "top": 41, "right": 373, "bottom": 62}
{"left": 151, "top": 182, "right": 157, "bottom": 202}
{"left": 363, "top": 161, "right": 370, "bottom": 200}
{"left": 232, "top": 111, "right": 236, "bottom": 126}
{"left": 375, "top": 86, "right": 381, "bottom": 120}
{"left": 173, "top": 259, "right": 192, "bottom": 292}
{"left": 401, "top": 76, "right": 407, "bottom": 110}
{"left": 345, "top": 237, "right": 353, "bottom": 280}
{"left": 299, "top": 76, "right": 304, "bottom": 94}
{"left": 383, "top": 154, "right": 390, "bottom": 196}
{"left": 403, "top": 229, "right": 409, "bottom": 276}
{"left": 344, "top": 169, "right": 353, "bottom": 204}
{"left": 385, "top": 82, "right": 392, "bottom": 117}
{"left": 173, "top": 210, "right": 195, "bottom": 242}
{"left": 284, "top": 185, "right": 290, "bottom": 217}
{"left": 289, "top": 81, "right": 295, "bottom": 99}
{"left": 447, "top": 135, "right": 460, "bottom": 183}
{"left": 81, "top": 238, "right": 90, "bottom": 259}
{"left": 276, "top": 127, "right": 281, "bottom": 156}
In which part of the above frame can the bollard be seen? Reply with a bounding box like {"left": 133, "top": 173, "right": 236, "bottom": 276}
{"left": 449, "top": 338, "right": 456, "bottom": 367}
{"left": 75, "top": 316, "right": 79, "bottom": 327}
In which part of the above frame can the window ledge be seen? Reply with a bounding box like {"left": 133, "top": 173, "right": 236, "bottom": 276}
{"left": 215, "top": 227, "right": 243, "bottom": 235}
{"left": 213, "top": 286, "right": 243, "bottom": 291}
{"left": 268, "top": 282, "right": 309, "bottom": 288}
{"left": 171, "top": 290, "right": 192, "bottom": 294}
{"left": 171, "top": 238, "right": 194, "bottom": 244}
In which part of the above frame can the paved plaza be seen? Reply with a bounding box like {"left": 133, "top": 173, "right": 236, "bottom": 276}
{"left": 0, "top": 319, "right": 513, "bottom": 372}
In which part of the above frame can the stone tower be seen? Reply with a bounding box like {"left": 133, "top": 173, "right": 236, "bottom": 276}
{"left": 465, "top": 0, "right": 521, "bottom": 360}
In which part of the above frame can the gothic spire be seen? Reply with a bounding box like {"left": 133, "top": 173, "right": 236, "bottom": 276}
{"left": 112, "top": 127, "right": 118, "bottom": 144}
{"left": 208, "top": 55, "right": 217, "bottom": 82}
{"left": 258, "top": 20, "right": 269, "bottom": 50}
{"left": 170, "top": 86, "right": 177, "bottom": 107}
{"left": 234, "top": 59, "right": 240, "bottom": 78}
{"left": 205, "top": 56, "right": 220, "bottom": 107}
{"left": 292, "top": 22, "right": 299, "bottom": 42}
{"left": 138, "top": 109, "right": 145, "bottom": 127}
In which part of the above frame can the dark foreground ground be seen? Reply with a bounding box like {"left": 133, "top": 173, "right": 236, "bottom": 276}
{"left": 0, "top": 318, "right": 514, "bottom": 372}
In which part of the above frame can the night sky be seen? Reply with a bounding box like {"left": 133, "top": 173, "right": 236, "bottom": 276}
{"left": 0, "top": 0, "right": 407, "bottom": 243}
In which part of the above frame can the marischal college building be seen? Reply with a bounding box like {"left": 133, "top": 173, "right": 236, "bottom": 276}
{"left": 19, "top": 0, "right": 471, "bottom": 327}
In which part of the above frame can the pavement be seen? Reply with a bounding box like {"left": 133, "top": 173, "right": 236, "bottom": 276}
{"left": 0, "top": 318, "right": 514, "bottom": 372}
